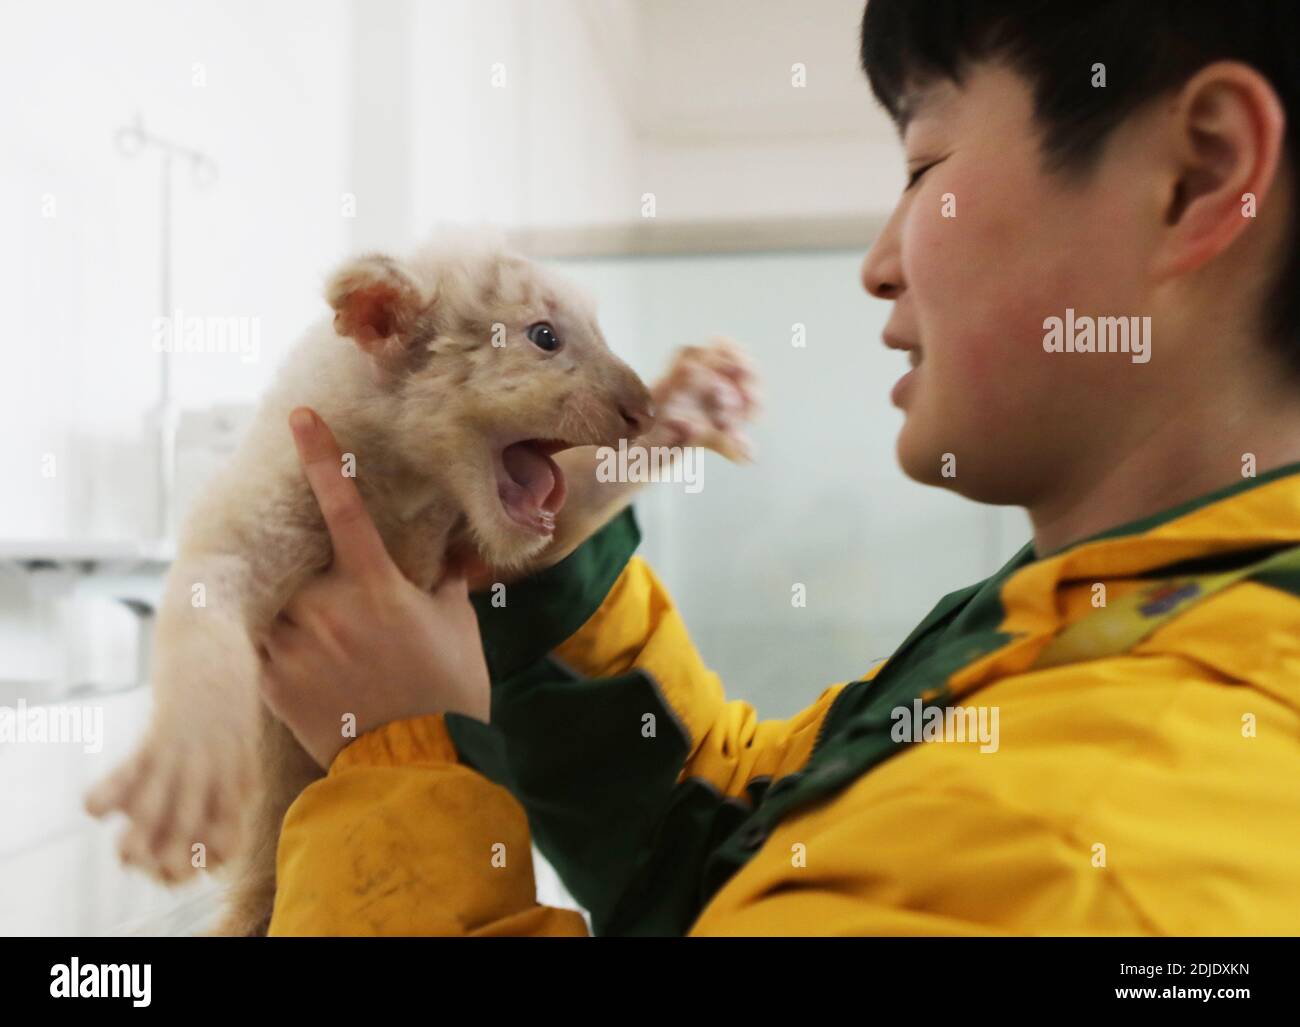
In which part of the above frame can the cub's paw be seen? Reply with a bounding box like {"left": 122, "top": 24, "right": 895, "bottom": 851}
{"left": 84, "top": 717, "right": 257, "bottom": 884}
{"left": 649, "top": 336, "right": 762, "bottom": 462}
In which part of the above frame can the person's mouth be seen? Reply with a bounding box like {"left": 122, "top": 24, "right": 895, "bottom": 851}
{"left": 494, "top": 439, "right": 573, "bottom": 535}
{"left": 884, "top": 334, "right": 923, "bottom": 405}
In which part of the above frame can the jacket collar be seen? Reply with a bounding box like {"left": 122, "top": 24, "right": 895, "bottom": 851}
{"left": 949, "top": 461, "right": 1300, "bottom": 696}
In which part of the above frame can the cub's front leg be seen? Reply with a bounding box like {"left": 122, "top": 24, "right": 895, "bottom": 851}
{"left": 84, "top": 553, "right": 268, "bottom": 884}
{"left": 85, "top": 471, "right": 331, "bottom": 882}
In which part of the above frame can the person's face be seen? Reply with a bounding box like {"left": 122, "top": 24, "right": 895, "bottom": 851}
{"left": 861, "top": 63, "right": 1155, "bottom": 505}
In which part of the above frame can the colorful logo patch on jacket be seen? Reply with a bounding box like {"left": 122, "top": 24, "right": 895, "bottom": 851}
{"left": 1138, "top": 580, "right": 1202, "bottom": 618}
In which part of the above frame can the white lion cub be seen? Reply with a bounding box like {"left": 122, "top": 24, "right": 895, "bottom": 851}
{"left": 85, "top": 228, "right": 759, "bottom": 936}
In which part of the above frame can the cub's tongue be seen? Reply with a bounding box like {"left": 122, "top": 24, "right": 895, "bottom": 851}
{"left": 499, "top": 440, "right": 567, "bottom": 532}
{"left": 502, "top": 442, "right": 556, "bottom": 505}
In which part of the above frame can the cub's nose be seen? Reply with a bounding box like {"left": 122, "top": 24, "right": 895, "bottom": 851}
{"left": 618, "top": 398, "right": 655, "bottom": 437}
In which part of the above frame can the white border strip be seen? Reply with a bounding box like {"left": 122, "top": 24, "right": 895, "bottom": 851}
{"left": 507, "top": 215, "right": 887, "bottom": 259}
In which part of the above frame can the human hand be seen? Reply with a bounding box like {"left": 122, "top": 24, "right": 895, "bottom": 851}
{"left": 258, "top": 407, "right": 491, "bottom": 770}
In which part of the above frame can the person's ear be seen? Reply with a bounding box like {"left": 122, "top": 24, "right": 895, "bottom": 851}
{"left": 325, "top": 254, "right": 429, "bottom": 355}
{"left": 1153, "top": 60, "right": 1287, "bottom": 280}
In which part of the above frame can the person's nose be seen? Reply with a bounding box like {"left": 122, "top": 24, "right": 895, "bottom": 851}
{"left": 860, "top": 206, "right": 905, "bottom": 301}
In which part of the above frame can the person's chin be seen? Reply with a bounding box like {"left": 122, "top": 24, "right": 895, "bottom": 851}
{"left": 895, "top": 419, "right": 948, "bottom": 487}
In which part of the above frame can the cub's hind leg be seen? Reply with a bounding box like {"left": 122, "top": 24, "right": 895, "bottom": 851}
{"left": 210, "top": 709, "right": 322, "bottom": 936}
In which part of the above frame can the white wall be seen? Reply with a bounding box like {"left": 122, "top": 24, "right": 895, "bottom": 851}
{"left": 338, "top": 0, "right": 647, "bottom": 250}
{"left": 0, "top": 0, "right": 351, "bottom": 542}
{"left": 642, "top": 137, "right": 904, "bottom": 221}
{"left": 635, "top": 0, "right": 906, "bottom": 221}
{"left": 408, "top": 0, "right": 644, "bottom": 233}
{"left": 0, "top": 0, "right": 352, "bottom": 935}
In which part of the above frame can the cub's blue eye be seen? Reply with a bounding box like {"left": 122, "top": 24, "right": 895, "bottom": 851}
{"left": 527, "top": 322, "right": 562, "bottom": 352}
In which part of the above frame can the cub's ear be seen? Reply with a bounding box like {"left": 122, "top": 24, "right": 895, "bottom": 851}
{"left": 325, "top": 254, "right": 428, "bottom": 353}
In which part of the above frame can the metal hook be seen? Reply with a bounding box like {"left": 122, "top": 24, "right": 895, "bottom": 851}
{"left": 114, "top": 114, "right": 146, "bottom": 158}
{"left": 191, "top": 153, "right": 218, "bottom": 188}
{"left": 113, "top": 113, "right": 218, "bottom": 186}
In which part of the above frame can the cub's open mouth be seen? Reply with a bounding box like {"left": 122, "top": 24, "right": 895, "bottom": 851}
{"left": 495, "top": 438, "right": 571, "bottom": 534}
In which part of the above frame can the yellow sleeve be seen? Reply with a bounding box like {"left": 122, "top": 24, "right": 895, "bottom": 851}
{"left": 267, "top": 713, "right": 588, "bottom": 936}
{"left": 551, "top": 555, "right": 849, "bottom": 799}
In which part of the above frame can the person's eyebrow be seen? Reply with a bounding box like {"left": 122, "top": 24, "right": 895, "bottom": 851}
{"left": 894, "top": 82, "right": 951, "bottom": 138}
{"left": 895, "top": 94, "right": 922, "bottom": 134}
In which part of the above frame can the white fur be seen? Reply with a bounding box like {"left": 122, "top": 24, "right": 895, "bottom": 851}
{"left": 84, "top": 228, "right": 653, "bottom": 935}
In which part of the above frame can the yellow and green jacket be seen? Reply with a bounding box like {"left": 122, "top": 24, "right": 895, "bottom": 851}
{"left": 268, "top": 465, "right": 1300, "bottom": 936}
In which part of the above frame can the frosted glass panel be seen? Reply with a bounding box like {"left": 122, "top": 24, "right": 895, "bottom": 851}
{"left": 553, "top": 249, "right": 1031, "bottom": 718}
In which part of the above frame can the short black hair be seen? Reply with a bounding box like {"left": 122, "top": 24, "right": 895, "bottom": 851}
{"left": 860, "top": 0, "right": 1300, "bottom": 372}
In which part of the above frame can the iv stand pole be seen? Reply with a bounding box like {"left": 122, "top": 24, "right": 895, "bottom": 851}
{"left": 114, "top": 114, "right": 217, "bottom": 541}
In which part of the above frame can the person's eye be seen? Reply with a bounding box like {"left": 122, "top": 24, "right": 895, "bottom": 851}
{"left": 905, "top": 158, "right": 942, "bottom": 191}
{"left": 527, "top": 322, "right": 562, "bottom": 352}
